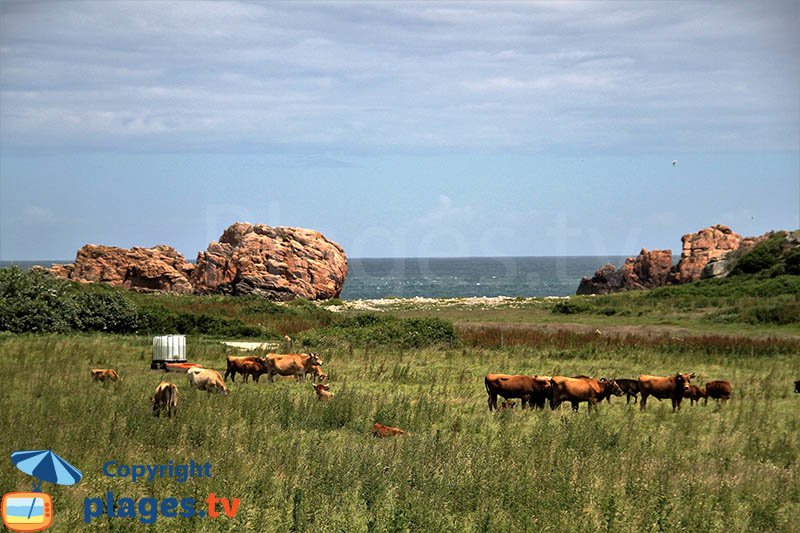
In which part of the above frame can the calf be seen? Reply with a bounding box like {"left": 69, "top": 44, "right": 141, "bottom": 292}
{"left": 151, "top": 382, "right": 178, "bottom": 418}
{"left": 683, "top": 384, "right": 706, "bottom": 406}
{"left": 638, "top": 373, "right": 695, "bottom": 411}
{"left": 224, "top": 355, "right": 266, "bottom": 382}
{"left": 484, "top": 374, "right": 551, "bottom": 411}
{"left": 305, "top": 364, "right": 327, "bottom": 382}
{"left": 187, "top": 368, "right": 230, "bottom": 396}
{"left": 239, "top": 359, "right": 270, "bottom": 383}
{"left": 550, "top": 376, "right": 622, "bottom": 411}
{"left": 91, "top": 368, "right": 120, "bottom": 383}
{"left": 372, "top": 422, "right": 405, "bottom": 438}
{"left": 704, "top": 380, "right": 732, "bottom": 404}
{"left": 313, "top": 383, "right": 334, "bottom": 401}
{"left": 613, "top": 378, "right": 640, "bottom": 404}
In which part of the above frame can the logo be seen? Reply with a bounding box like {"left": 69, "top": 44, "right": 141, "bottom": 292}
{"left": 2, "top": 450, "right": 82, "bottom": 532}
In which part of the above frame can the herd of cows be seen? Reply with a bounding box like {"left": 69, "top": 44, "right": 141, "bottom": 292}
{"left": 90, "top": 360, "right": 800, "bottom": 428}
{"left": 484, "top": 372, "right": 744, "bottom": 412}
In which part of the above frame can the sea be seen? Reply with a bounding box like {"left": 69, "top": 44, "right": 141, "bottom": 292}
{"left": 1, "top": 256, "right": 629, "bottom": 299}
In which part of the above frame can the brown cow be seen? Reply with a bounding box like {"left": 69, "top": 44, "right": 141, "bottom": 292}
{"left": 372, "top": 422, "right": 405, "bottom": 437}
{"left": 187, "top": 368, "right": 230, "bottom": 396}
{"left": 238, "top": 359, "right": 270, "bottom": 383}
{"left": 313, "top": 383, "right": 334, "bottom": 401}
{"left": 683, "top": 384, "right": 706, "bottom": 405}
{"left": 704, "top": 380, "right": 732, "bottom": 404}
{"left": 550, "top": 376, "right": 622, "bottom": 411}
{"left": 265, "top": 353, "right": 323, "bottom": 382}
{"left": 224, "top": 355, "right": 267, "bottom": 382}
{"left": 151, "top": 382, "right": 178, "bottom": 418}
{"left": 305, "top": 364, "right": 327, "bottom": 382}
{"left": 638, "top": 373, "right": 695, "bottom": 411}
{"left": 484, "top": 374, "right": 551, "bottom": 411}
{"left": 91, "top": 369, "right": 120, "bottom": 382}
{"left": 612, "top": 378, "right": 640, "bottom": 404}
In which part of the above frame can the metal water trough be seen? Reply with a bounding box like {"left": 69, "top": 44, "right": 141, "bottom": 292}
{"left": 150, "top": 335, "right": 187, "bottom": 370}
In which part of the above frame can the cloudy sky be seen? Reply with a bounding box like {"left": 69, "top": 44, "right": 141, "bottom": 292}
{"left": 1, "top": 1, "right": 798, "bottom": 259}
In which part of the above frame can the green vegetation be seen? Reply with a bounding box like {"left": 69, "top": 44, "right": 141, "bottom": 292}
{"left": 730, "top": 231, "right": 789, "bottom": 276}
{"left": 0, "top": 334, "right": 797, "bottom": 532}
{"left": 299, "top": 314, "right": 457, "bottom": 349}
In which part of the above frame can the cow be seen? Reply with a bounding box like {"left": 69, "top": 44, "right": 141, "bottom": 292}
{"left": 795, "top": 380, "right": 800, "bottom": 394}
{"left": 484, "top": 373, "right": 551, "bottom": 411}
{"left": 638, "top": 373, "right": 695, "bottom": 411}
{"left": 151, "top": 382, "right": 178, "bottom": 418}
{"left": 238, "top": 359, "right": 270, "bottom": 383}
{"left": 305, "top": 364, "right": 327, "bottom": 382}
{"left": 683, "top": 384, "right": 706, "bottom": 406}
{"left": 264, "top": 353, "right": 323, "bottom": 382}
{"left": 91, "top": 369, "right": 120, "bottom": 383}
{"left": 224, "top": 355, "right": 266, "bottom": 382}
{"left": 372, "top": 422, "right": 405, "bottom": 438}
{"left": 613, "top": 378, "right": 640, "bottom": 404}
{"left": 313, "top": 383, "right": 334, "bottom": 401}
{"left": 550, "top": 376, "right": 623, "bottom": 411}
{"left": 704, "top": 380, "right": 732, "bottom": 404}
{"left": 187, "top": 368, "right": 230, "bottom": 396}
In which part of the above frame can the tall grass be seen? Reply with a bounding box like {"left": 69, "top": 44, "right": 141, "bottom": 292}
{"left": 0, "top": 334, "right": 798, "bottom": 532}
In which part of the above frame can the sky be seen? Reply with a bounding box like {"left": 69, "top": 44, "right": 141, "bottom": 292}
{"left": 1, "top": 1, "right": 798, "bottom": 260}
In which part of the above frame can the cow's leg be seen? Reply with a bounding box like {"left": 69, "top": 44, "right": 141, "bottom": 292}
{"left": 640, "top": 393, "right": 648, "bottom": 410}
{"left": 488, "top": 392, "right": 497, "bottom": 412}
{"left": 571, "top": 401, "right": 579, "bottom": 411}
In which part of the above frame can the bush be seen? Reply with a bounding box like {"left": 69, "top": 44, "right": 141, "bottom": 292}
{"left": 551, "top": 300, "right": 591, "bottom": 314}
{"left": 731, "top": 232, "right": 786, "bottom": 275}
{"left": 299, "top": 314, "right": 456, "bottom": 349}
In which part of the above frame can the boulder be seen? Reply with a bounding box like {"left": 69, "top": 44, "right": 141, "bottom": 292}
{"left": 671, "top": 225, "right": 742, "bottom": 284}
{"left": 191, "top": 223, "right": 347, "bottom": 300}
{"left": 577, "top": 249, "right": 673, "bottom": 295}
{"left": 50, "top": 244, "right": 194, "bottom": 293}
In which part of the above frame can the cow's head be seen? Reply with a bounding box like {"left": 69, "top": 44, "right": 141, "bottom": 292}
{"left": 309, "top": 352, "right": 323, "bottom": 366}
{"left": 675, "top": 373, "right": 694, "bottom": 393}
{"left": 794, "top": 380, "right": 800, "bottom": 394}
{"left": 600, "top": 378, "right": 624, "bottom": 396}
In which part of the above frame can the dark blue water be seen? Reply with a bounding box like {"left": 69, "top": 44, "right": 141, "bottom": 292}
{"left": 1, "top": 256, "right": 629, "bottom": 299}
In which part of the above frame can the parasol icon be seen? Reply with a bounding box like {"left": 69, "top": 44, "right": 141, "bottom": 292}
{"left": 10, "top": 450, "right": 83, "bottom": 492}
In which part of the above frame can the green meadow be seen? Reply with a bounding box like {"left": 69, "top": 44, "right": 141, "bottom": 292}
{"left": 0, "top": 326, "right": 798, "bottom": 532}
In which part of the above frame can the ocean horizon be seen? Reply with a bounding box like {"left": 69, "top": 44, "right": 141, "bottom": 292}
{"left": 0, "top": 256, "right": 647, "bottom": 299}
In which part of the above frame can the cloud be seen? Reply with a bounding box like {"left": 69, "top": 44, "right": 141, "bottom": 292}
{"left": 0, "top": 1, "right": 797, "bottom": 153}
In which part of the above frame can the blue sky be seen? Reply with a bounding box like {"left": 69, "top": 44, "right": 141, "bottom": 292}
{"left": 1, "top": 1, "right": 798, "bottom": 259}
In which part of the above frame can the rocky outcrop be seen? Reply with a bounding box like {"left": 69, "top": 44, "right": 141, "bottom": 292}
{"left": 191, "top": 223, "right": 348, "bottom": 300}
{"left": 577, "top": 249, "right": 673, "bottom": 295}
{"left": 51, "top": 244, "right": 195, "bottom": 293}
{"left": 670, "top": 225, "right": 742, "bottom": 284}
{"left": 576, "top": 224, "right": 781, "bottom": 294}
{"left": 49, "top": 223, "right": 348, "bottom": 300}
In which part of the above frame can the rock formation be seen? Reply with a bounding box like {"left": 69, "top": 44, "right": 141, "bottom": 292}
{"left": 576, "top": 224, "right": 775, "bottom": 294}
{"left": 191, "top": 223, "right": 348, "bottom": 300}
{"left": 49, "top": 223, "right": 348, "bottom": 300}
{"left": 670, "top": 225, "right": 742, "bottom": 284}
{"left": 576, "top": 249, "right": 673, "bottom": 295}
{"left": 50, "top": 244, "right": 195, "bottom": 294}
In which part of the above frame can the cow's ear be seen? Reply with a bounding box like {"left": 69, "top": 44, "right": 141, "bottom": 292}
{"left": 690, "top": 373, "right": 696, "bottom": 379}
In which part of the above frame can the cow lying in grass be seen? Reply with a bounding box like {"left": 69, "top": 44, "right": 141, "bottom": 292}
{"left": 313, "top": 383, "right": 334, "bottom": 401}
{"left": 187, "top": 368, "right": 230, "bottom": 396}
{"left": 151, "top": 382, "right": 178, "bottom": 418}
{"left": 372, "top": 422, "right": 405, "bottom": 438}
{"left": 91, "top": 369, "right": 120, "bottom": 382}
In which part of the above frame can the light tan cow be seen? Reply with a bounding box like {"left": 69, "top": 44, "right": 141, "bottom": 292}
{"left": 550, "top": 376, "right": 623, "bottom": 411}
{"left": 151, "top": 382, "right": 178, "bottom": 417}
{"left": 313, "top": 383, "right": 334, "bottom": 401}
{"left": 187, "top": 368, "right": 230, "bottom": 396}
{"left": 638, "top": 373, "right": 695, "bottom": 411}
{"left": 265, "top": 353, "right": 323, "bottom": 382}
{"left": 91, "top": 369, "right": 120, "bottom": 382}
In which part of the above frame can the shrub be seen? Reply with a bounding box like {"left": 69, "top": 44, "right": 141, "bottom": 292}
{"left": 299, "top": 314, "right": 456, "bottom": 349}
{"left": 731, "top": 232, "right": 786, "bottom": 275}
{"left": 551, "top": 300, "right": 591, "bottom": 314}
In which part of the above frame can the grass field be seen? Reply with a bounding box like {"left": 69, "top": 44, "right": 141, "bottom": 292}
{"left": 1, "top": 328, "right": 799, "bottom": 532}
